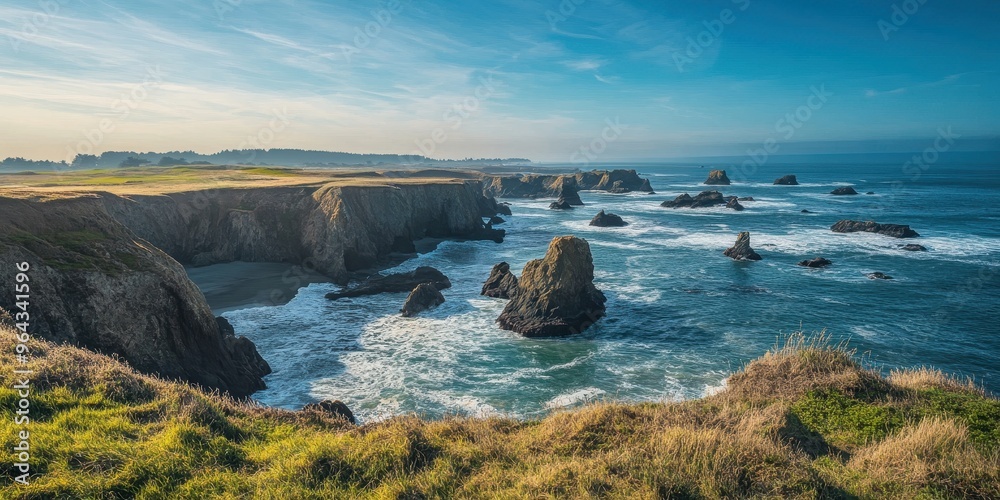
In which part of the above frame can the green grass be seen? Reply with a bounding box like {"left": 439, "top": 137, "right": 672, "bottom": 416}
{"left": 1, "top": 329, "right": 997, "bottom": 498}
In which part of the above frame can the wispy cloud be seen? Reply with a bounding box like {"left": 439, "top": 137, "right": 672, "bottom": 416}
{"left": 865, "top": 74, "right": 964, "bottom": 98}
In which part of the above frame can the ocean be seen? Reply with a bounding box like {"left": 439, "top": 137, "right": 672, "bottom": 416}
{"left": 221, "top": 157, "right": 1000, "bottom": 422}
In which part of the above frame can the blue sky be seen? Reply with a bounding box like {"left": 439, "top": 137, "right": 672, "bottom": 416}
{"left": 1, "top": 0, "right": 998, "bottom": 162}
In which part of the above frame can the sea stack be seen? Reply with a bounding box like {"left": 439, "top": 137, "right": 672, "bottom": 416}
{"left": 704, "top": 169, "right": 732, "bottom": 185}
{"left": 549, "top": 198, "right": 574, "bottom": 210}
{"left": 798, "top": 257, "right": 832, "bottom": 268}
{"left": 497, "top": 236, "right": 607, "bottom": 337}
{"left": 481, "top": 262, "right": 519, "bottom": 299}
{"left": 723, "top": 232, "right": 762, "bottom": 261}
{"left": 589, "top": 210, "right": 628, "bottom": 227}
{"left": 831, "top": 186, "right": 859, "bottom": 195}
{"left": 400, "top": 283, "right": 445, "bottom": 317}
{"left": 774, "top": 175, "right": 799, "bottom": 185}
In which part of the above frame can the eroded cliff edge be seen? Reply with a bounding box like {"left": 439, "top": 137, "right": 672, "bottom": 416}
{"left": 0, "top": 180, "right": 504, "bottom": 397}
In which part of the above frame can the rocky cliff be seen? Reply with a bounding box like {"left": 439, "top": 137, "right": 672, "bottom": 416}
{"left": 0, "top": 194, "right": 270, "bottom": 397}
{"left": 482, "top": 169, "right": 653, "bottom": 200}
{"left": 0, "top": 180, "right": 505, "bottom": 397}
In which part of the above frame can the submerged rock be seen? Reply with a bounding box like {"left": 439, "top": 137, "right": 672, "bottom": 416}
{"left": 738, "top": 197, "right": 755, "bottom": 201}
{"left": 831, "top": 186, "right": 859, "bottom": 195}
{"left": 401, "top": 283, "right": 445, "bottom": 317}
{"left": 549, "top": 198, "right": 574, "bottom": 210}
{"left": 774, "top": 175, "right": 799, "bottom": 185}
{"left": 798, "top": 257, "right": 832, "bottom": 268}
{"left": 497, "top": 236, "right": 607, "bottom": 337}
{"left": 325, "top": 266, "right": 451, "bottom": 300}
{"left": 303, "top": 400, "right": 356, "bottom": 424}
{"left": 867, "top": 272, "right": 894, "bottom": 280}
{"left": 831, "top": 220, "right": 920, "bottom": 238}
{"left": 901, "top": 244, "right": 928, "bottom": 252}
{"left": 481, "top": 262, "right": 519, "bottom": 299}
{"left": 589, "top": 210, "right": 628, "bottom": 227}
{"left": 724, "top": 232, "right": 762, "bottom": 261}
{"left": 726, "top": 198, "right": 745, "bottom": 211}
{"left": 704, "top": 169, "right": 732, "bottom": 185}
{"left": 801, "top": 209, "right": 813, "bottom": 213}
{"left": 866, "top": 191, "right": 876, "bottom": 195}
{"left": 661, "top": 190, "right": 727, "bottom": 208}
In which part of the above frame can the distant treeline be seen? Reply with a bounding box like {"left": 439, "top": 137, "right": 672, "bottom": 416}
{"left": 0, "top": 150, "right": 531, "bottom": 171}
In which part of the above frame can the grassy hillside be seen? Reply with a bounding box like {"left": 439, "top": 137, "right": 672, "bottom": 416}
{"left": 1, "top": 318, "right": 997, "bottom": 499}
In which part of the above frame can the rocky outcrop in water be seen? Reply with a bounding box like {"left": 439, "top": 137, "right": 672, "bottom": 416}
{"left": 661, "top": 190, "right": 727, "bottom": 208}
{"left": 704, "top": 170, "right": 731, "bottom": 185}
{"left": 831, "top": 186, "right": 858, "bottom": 195}
{"left": 774, "top": 175, "right": 799, "bottom": 185}
{"left": 482, "top": 169, "right": 653, "bottom": 200}
{"left": 497, "top": 236, "right": 606, "bottom": 337}
{"left": 724, "top": 232, "right": 762, "bottom": 261}
{"left": 549, "top": 198, "right": 574, "bottom": 210}
{"left": 726, "top": 198, "right": 745, "bottom": 211}
{"left": 831, "top": 220, "right": 920, "bottom": 238}
{"left": 901, "top": 244, "right": 927, "bottom": 252}
{"left": 303, "top": 400, "right": 356, "bottom": 424}
{"left": 326, "top": 267, "right": 451, "bottom": 300}
{"left": 401, "top": 283, "right": 445, "bottom": 317}
{"left": 868, "top": 272, "right": 894, "bottom": 280}
{"left": 798, "top": 257, "right": 832, "bottom": 268}
{"left": 589, "top": 210, "right": 628, "bottom": 227}
{"left": 481, "top": 262, "right": 519, "bottom": 299}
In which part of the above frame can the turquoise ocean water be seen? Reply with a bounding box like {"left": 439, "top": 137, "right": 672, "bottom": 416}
{"left": 225, "top": 157, "right": 1000, "bottom": 422}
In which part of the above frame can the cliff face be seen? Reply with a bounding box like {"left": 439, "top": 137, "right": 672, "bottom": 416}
{"left": 0, "top": 180, "right": 504, "bottom": 396}
{"left": 103, "top": 181, "right": 501, "bottom": 282}
{"left": 0, "top": 195, "right": 271, "bottom": 397}
{"left": 483, "top": 169, "right": 653, "bottom": 199}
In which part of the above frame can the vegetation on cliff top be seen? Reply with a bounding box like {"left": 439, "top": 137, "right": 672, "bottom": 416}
{"left": 1, "top": 322, "right": 997, "bottom": 499}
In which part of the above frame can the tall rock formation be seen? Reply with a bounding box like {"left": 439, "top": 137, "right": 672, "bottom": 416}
{"left": 481, "top": 262, "right": 519, "bottom": 299}
{"left": 497, "top": 236, "right": 606, "bottom": 337}
{"left": 724, "top": 232, "right": 763, "bottom": 261}
{"left": 704, "top": 170, "right": 731, "bottom": 185}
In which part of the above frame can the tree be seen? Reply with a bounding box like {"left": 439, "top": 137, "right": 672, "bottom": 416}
{"left": 71, "top": 154, "right": 99, "bottom": 169}
{"left": 119, "top": 156, "right": 151, "bottom": 168}
{"left": 157, "top": 156, "right": 188, "bottom": 166}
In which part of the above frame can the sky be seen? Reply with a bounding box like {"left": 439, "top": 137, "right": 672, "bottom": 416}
{"left": 1, "top": 0, "right": 998, "bottom": 163}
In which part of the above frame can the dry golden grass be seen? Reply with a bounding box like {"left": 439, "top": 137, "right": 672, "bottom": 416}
{"left": 888, "top": 367, "right": 983, "bottom": 395}
{"left": 846, "top": 418, "right": 1000, "bottom": 498}
{"left": 0, "top": 165, "right": 482, "bottom": 198}
{"left": 1, "top": 320, "right": 997, "bottom": 498}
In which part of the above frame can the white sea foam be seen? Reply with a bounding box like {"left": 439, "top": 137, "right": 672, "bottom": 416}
{"left": 544, "top": 387, "right": 606, "bottom": 409}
